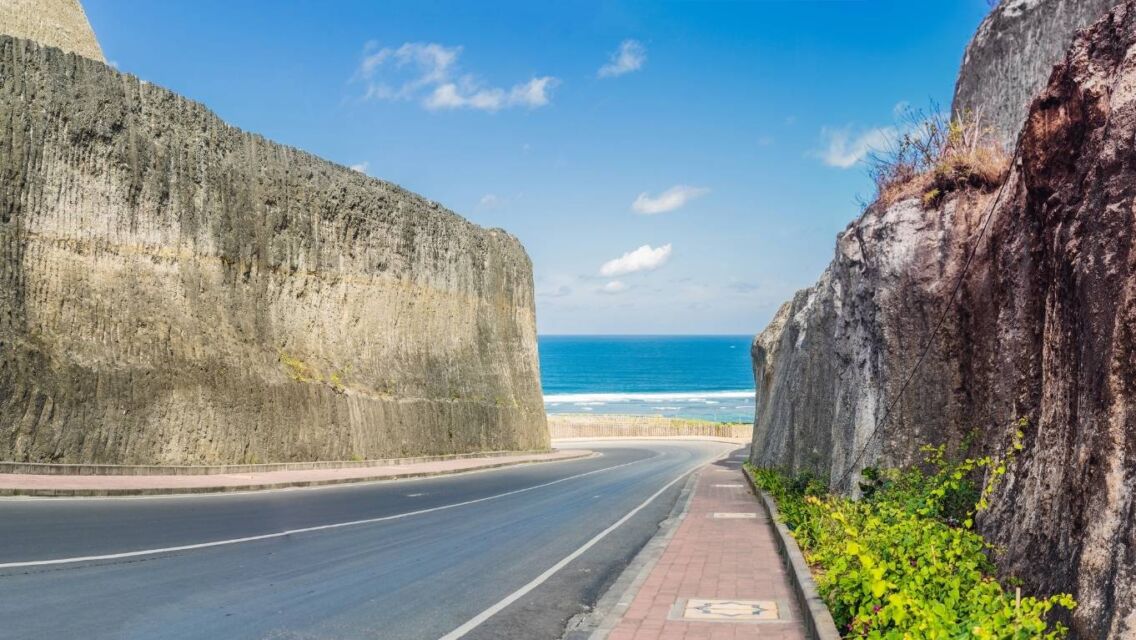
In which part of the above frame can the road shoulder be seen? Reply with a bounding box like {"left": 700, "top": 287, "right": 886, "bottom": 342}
{"left": 0, "top": 449, "right": 594, "bottom": 497}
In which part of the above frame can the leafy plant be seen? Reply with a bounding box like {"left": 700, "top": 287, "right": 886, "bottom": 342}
{"left": 748, "top": 420, "right": 1074, "bottom": 638}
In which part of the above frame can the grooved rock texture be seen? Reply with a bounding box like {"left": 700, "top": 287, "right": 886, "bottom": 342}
{"left": 752, "top": 4, "right": 1136, "bottom": 637}
{"left": 0, "top": 36, "right": 548, "bottom": 465}
{"left": 953, "top": 0, "right": 1115, "bottom": 148}
{"left": 0, "top": 0, "right": 104, "bottom": 62}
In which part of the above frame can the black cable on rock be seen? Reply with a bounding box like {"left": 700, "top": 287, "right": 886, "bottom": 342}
{"left": 834, "top": 147, "right": 1021, "bottom": 490}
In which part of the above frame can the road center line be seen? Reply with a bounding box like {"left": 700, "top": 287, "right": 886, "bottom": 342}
{"left": 438, "top": 450, "right": 729, "bottom": 640}
{"left": 0, "top": 452, "right": 659, "bottom": 570}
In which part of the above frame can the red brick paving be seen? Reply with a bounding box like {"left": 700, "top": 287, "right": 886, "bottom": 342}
{"left": 607, "top": 458, "right": 808, "bottom": 640}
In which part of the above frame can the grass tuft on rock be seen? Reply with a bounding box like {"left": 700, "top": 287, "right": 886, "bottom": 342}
{"left": 869, "top": 105, "right": 1010, "bottom": 210}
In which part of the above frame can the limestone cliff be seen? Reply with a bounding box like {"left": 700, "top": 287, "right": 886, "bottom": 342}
{"left": 953, "top": 0, "right": 1116, "bottom": 148}
{"left": 0, "top": 35, "right": 548, "bottom": 465}
{"left": 0, "top": 0, "right": 104, "bottom": 62}
{"left": 752, "top": 4, "right": 1136, "bottom": 637}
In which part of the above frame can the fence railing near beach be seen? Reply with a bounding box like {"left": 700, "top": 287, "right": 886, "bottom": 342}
{"left": 547, "top": 414, "right": 753, "bottom": 440}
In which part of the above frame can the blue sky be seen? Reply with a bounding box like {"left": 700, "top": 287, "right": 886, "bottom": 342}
{"left": 84, "top": 0, "right": 992, "bottom": 335}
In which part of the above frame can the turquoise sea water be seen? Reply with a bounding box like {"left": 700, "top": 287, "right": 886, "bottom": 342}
{"left": 538, "top": 335, "right": 756, "bottom": 422}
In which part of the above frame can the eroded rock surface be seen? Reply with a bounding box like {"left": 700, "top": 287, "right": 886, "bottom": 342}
{"left": 0, "top": 0, "right": 104, "bottom": 62}
{"left": 0, "top": 36, "right": 548, "bottom": 465}
{"left": 953, "top": 0, "right": 1115, "bottom": 147}
{"left": 753, "top": 4, "right": 1136, "bottom": 637}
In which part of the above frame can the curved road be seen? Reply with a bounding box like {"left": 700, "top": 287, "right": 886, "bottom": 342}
{"left": 0, "top": 440, "right": 738, "bottom": 640}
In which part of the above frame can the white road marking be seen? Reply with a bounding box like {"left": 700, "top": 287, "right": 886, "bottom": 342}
{"left": 0, "top": 454, "right": 657, "bottom": 570}
{"left": 438, "top": 450, "right": 729, "bottom": 640}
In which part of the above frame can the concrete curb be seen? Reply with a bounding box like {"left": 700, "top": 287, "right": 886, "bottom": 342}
{"left": 0, "top": 448, "right": 558, "bottom": 476}
{"left": 0, "top": 451, "right": 596, "bottom": 497}
{"left": 742, "top": 465, "right": 842, "bottom": 640}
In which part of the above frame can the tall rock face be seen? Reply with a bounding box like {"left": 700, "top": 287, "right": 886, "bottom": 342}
{"left": 953, "top": 0, "right": 1115, "bottom": 148}
{"left": 752, "top": 4, "right": 1136, "bottom": 637}
{"left": 0, "top": 36, "right": 548, "bottom": 465}
{"left": 0, "top": 0, "right": 104, "bottom": 62}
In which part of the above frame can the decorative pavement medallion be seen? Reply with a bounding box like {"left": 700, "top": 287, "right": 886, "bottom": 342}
{"left": 682, "top": 599, "right": 780, "bottom": 621}
{"left": 711, "top": 512, "right": 758, "bottom": 519}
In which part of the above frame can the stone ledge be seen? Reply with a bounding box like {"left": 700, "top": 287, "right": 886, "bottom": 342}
{"left": 0, "top": 450, "right": 594, "bottom": 497}
{"left": 742, "top": 465, "right": 842, "bottom": 640}
{"left": 0, "top": 449, "right": 556, "bottom": 476}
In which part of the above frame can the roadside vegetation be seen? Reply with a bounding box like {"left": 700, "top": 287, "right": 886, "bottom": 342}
{"left": 868, "top": 105, "right": 1010, "bottom": 210}
{"left": 747, "top": 423, "right": 1076, "bottom": 639}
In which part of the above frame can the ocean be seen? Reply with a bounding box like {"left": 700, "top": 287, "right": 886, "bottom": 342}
{"left": 538, "top": 335, "right": 756, "bottom": 423}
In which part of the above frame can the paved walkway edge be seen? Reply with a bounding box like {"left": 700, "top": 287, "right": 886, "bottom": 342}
{"left": 742, "top": 466, "right": 842, "bottom": 640}
{"left": 563, "top": 468, "right": 704, "bottom": 639}
{"left": 0, "top": 451, "right": 596, "bottom": 497}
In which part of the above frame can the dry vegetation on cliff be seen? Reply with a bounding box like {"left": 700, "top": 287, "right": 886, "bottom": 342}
{"left": 868, "top": 107, "right": 1010, "bottom": 210}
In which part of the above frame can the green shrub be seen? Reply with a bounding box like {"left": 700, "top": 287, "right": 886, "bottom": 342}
{"left": 748, "top": 424, "right": 1075, "bottom": 639}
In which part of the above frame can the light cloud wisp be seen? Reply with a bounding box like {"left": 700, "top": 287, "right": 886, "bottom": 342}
{"left": 600, "top": 244, "right": 673, "bottom": 277}
{"left": 631, "top": 185, "right": 709, "bottom": 215}
{"left": 818, "top": 126, "right": 898, "bottom": 168}
{"left": 356, "top": 42, "right": 558, "bottom": 112}
{"left": 598, "top": 40, "right": 646, "bottom": 78}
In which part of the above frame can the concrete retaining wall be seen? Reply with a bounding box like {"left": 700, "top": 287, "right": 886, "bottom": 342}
{"left": 548, "top": 414, "right": 752, "bottom": 440}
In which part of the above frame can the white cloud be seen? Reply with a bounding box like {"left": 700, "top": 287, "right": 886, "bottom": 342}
{"left": 599, "top": 280, "right": 628, "bottom": 294}
{"left": 598, "top": 40, "right": 646, "bottom": 78}
{"left": 357, "top": 42, "right": 460, "bottom": 100}
{"left": 350, "top": 162, "right": 369, "bottom": 173}
{"left": 817, "top": 126, "right": 898, "bottom": 168}
{"left": 479, "top": 194, "right": 502, "bottom": 208}
{"left": 631, "top": 185, "right": 709, "bottom": 215}
{"left": 600, "top": 244, "right": 673, "bottom": 277}
{"left": 509, "top": 77, "right": 558, "bottom": 108}
{"left": 356, "top": 42, "right": 558, "bottom": 112}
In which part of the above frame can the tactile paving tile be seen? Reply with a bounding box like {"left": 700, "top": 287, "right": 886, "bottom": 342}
{"left": 682, "top": 599, "right": 780, "bottom": 621}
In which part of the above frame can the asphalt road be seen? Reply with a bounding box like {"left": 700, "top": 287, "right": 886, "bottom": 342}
{"left": 0, "top": 440, "right": 738, "bottom": 640}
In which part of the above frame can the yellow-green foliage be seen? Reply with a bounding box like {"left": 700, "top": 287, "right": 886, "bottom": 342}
{"left": 279, "top": 352, "right": 316, "bottom": 383}
{"left": 279, "top": 352, "right": 349, "bottom": 393}
{"left": 748, "top": 424, "right": 1075, "bottom": 639}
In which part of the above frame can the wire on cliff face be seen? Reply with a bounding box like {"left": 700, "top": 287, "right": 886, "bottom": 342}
{"left": 833, "top": 146, "right": 1022, "bottom": 491}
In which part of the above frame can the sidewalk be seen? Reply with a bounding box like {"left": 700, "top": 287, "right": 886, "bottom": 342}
{"left": 0, "top": 449, "right": 592, "bottom": 497}
{"left": 605, "top": 457, "right": 808, "bottom": 640}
